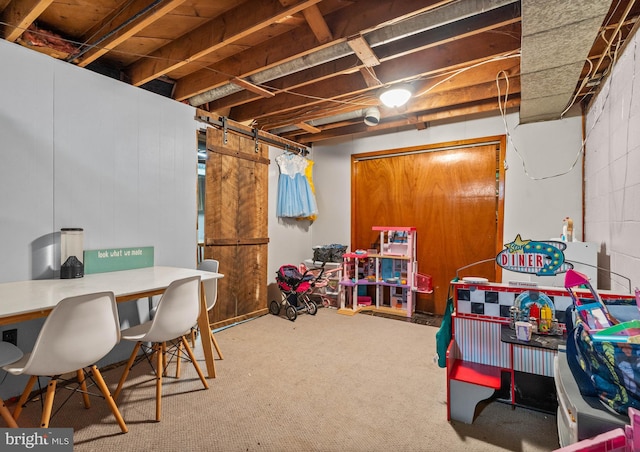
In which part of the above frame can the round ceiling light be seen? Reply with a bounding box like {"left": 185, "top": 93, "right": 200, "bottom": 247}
{"left": 379, "top": 84, "right": 413, "bottom": 108}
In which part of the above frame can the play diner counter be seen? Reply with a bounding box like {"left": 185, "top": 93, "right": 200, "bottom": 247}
{"left": 446, "top": 279, "right": 635, "bottom": 424}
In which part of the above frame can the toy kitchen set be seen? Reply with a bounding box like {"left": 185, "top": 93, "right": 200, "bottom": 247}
{"left": 446, "top": 231, "right": 639, "bottom": 449}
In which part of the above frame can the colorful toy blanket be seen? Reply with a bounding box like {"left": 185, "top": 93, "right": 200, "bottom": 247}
{"left": 570, "top": 321, "right": 640, "bottom": 414}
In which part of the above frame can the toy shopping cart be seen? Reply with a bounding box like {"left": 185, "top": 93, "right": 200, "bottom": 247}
{"left": 299, "top": 262, "right": 342, "bottom": 308}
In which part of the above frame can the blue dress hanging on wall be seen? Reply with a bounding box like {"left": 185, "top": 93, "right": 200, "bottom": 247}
{"left": 275, "top": 152, "right": 318, "bottom": 218}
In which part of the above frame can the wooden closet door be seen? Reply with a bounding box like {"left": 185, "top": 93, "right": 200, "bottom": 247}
{"left": 352, "top": 137, "right": 505, "bottom": 315}
{"left": 204, "top": 127, "right": 269, "bottom": 327}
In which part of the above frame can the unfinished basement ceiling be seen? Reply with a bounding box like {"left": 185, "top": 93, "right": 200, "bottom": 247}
{"left": 1, "top": 0, "right": 638, "bottom": 145}
{"left": 520, "top": 0, "right": 617, "bottom": 123}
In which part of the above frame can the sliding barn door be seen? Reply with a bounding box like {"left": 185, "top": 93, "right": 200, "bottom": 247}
{"left": 204, "top": 127, "right": 269, "bottom": 327}
{"left": 352, "top": 136, "right": 505, "bottom": 315}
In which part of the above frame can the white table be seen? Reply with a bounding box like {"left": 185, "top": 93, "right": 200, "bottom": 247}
{"left": 0, "top": 266, "right": 224, "bottom": 378}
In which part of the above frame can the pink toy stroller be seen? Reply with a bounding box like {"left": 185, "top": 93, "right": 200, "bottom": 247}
{"left": 270, "top": 264, "right": 319, "bottom": 321}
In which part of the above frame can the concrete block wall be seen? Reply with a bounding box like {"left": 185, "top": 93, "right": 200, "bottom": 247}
{"left": 585, "top": 29, "right": 640, "bottom": 291}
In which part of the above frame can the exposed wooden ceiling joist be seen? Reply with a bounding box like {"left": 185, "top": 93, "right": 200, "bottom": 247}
{"left": 2, "top": 0, "right": 53, "bottom": 42}
{"left": 173, "top": 0, "right": 452, "bottom": 102}
{"left": 301, "top": 4, "right": 333, "bottom": 43}
{"left": 74, "top": 0, "right": 188, "bottom": 67}
{"left": 347, "top": 35, "right": 380, "bottom": 67}
{"left": 231, "top": 77, "right": 275, "bottom": 98}
{"left": 291, "top": 98, "right": 522, "bottom": 144}
{"left": 295, "top": 121, "right": 322, "bottom": 133}
{"left": 1, "top": 0, "right": 637, "bottom": 145}
{"left": 128, "top": 0, "right": 322, "bottom": 86}
{"left": 188, "top": 3, "right": 522, "bottom": 114}
{"left": 265, "top": 56, "right": 521, "bottom": 133}
{"left": 230, "top": 23, "right": 522, "bottom": 124}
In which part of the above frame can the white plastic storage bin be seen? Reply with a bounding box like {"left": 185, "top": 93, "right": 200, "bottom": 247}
{"left": 554, "top": 346, "right": 628, "bottom": 447}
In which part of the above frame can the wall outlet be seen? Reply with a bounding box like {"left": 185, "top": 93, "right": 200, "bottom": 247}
{"left": 2, "top": 329, "right": 17, "bottom": 346}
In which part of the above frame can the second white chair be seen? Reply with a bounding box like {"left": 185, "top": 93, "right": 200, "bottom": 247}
{"left": 113, "top": 275, "right": 208, "bottom": 421}
{"left": 174, "top": 260, "right": 224, "bottom": 379}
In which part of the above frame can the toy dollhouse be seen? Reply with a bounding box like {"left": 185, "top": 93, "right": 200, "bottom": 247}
{"left": 338, "top": 226, "right": 432, "bottom": 317}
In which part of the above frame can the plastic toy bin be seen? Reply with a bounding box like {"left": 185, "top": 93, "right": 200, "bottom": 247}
{"left": 416, "top": 273, "right": 432, "bottom": 293}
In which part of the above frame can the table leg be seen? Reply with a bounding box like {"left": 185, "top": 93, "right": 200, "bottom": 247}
{"left": 198, "top": 281, "right": 216, "bottom": 378}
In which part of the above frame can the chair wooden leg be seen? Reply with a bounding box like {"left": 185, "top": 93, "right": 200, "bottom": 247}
{"left": 210, "top": 329, "right": 224, "bottom": 360}
{"left": 175, "top": 341, "right": 182, "bottom": 379}
{"left": 77, "top": 369, "right": 91, "bottom": 408}
{"left": 161, "top": 342, "right": 168, "bottom": 377}
{"left": 155, "top": 343, "right": 163, "bottom": 422}
{"left": 0, "top": 397, "right": 18, "bottom": 428}
{"left": 180, "top": 336, "right": 209, "bottom": 390}
{"left": 90, "top": 365, "right": 128, "bottom": 433}
{"left": 190, "top": 328, "right": 197, "bottom": 348}
{"left": 113, "top": 342, "right": 142, "bottom": 401}
{"left": 13, "top": 375, "right": 37, "bottom": 421}
{"left": 40, "top": 379, "right": 57, "bottom": 428}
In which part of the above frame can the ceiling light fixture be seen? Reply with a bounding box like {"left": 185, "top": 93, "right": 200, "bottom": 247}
{"left": 378, "top": 84, "right": 413, "bottom": 108}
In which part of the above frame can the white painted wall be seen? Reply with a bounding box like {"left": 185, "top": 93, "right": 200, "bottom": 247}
{"left": 310, "top": 110, "right": 584, "bottom": 284}
{"left": 0, "top": 40, "right": 197, "bottom": 281}
{"left": 0, "top": 39, "right": 197, "bottom": 397}
{"left": 585, "top": 30, "right": 640, "bottom": 292}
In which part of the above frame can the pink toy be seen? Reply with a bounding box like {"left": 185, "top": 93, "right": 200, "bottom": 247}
{"left": 564, "top": 269, "right": 616, "bottom": 331}
{"left": 553, "top": 407, "right": 640, "bottom": 451}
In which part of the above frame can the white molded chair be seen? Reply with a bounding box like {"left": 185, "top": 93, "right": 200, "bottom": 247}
{"left": 113, "top": 275, "right": 208, "bottom": 421}
{"left": 174, "top": 260, "right": 224, "bottom": 379}
{"left": 0, "top": 342, "right": 23, "bottom": 427}
{"left": 3, "top": 292, "right": 127, "bottom": 432}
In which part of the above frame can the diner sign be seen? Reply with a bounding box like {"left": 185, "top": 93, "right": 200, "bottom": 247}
{"left": 496, "top": 234, "right": 573, "bottom": 276}
{"left": 83, "top": 246, "right": 154, "bottom": 274}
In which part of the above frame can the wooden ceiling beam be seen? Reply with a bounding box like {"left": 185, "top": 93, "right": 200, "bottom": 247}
{"left": 408, "top": 77, "right": 521, "bottom": 113}
{"left": 260, "top": 100, "right": 374, "bottom": 131}
{"left": 266, "top": 75, "right": 521, "bottom": 133}
{"left": 204, "top": 15, "right": 521, "bottom": 113}
{"left": 295, "top": 122, "right": 322, "bottom": 133}
{"left": 202, "top": 53, "right": 363, "bottom": 110}
{"left": 374, "top": 26, "right": 521, "bottom": 85}
{"left": 411, "top": 57, "right": 520, "bottom": 98}
{"left": 290, "top": 97, "right": 521, "bottom": 144}
{"left": 359, "top": 67, "right": 383, "bottom": 88}
{"left": 302, "top": 4, "right": 333, "bottom": 44}
{"left": 173, "top": 0, "right": 452, "bottom": 101}
{"left": 231, "top": 77, "right": 275, "bottom": 98}
{"left": 373, "top": 4, "right": 521, "bottom": 61}
{"left": 127, "top": 0, "right": 322, "bottom": 87}
{"left": 259, "top": 58, "right": 520, "bottom": 131}
{"left": 347, "top": 35, "right": 380, "bottom": 67}
{"left": 196, "top": 11, "right": 521, "bottom": 112}
{"left": 74, "top": 0, "right": 187, "bottom": 67}
{"left": 2, "top": 0, "right": 53, "bottom": 42}
{"left": 228, "top": 24, "right": 521, "bottom": 123}
{"left": 230, "top": 74, "right": 369, "bottom": 122}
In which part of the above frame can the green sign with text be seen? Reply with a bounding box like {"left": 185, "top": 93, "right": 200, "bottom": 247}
{"left": 83, "top": 246, "right": 154, "bottom": 274}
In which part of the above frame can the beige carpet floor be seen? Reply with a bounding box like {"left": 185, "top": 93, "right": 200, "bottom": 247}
{"left": 8, "top": 308, "right": 560, "bottom": 451}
